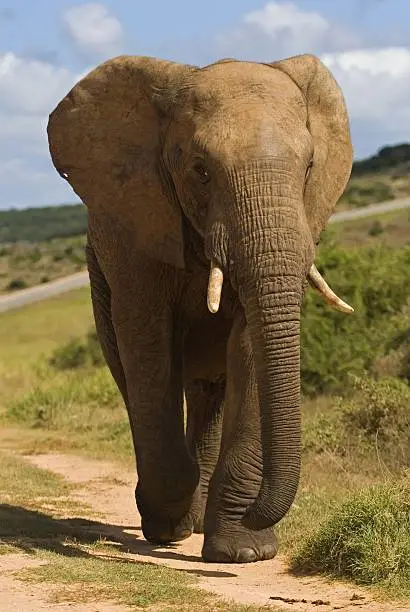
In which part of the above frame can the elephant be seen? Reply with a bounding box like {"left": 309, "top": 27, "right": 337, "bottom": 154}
{"left": 47, "top": 53, "right": 354, "bottom": 564}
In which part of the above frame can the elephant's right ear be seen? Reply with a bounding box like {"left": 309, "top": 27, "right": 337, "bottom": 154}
{"left": 47, "top": 56, "right": 195, "bottom": 269}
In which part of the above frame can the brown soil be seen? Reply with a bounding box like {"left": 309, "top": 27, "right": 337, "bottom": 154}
{"left": 2, "top": 452, "right": 407, "bottom": 612}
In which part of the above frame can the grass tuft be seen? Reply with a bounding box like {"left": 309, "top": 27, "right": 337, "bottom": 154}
{"left": 291, "top": 478, "right": 410, "bottom": 598}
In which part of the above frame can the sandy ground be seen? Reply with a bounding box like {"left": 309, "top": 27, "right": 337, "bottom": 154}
{"left": 1, "top": 451, "right": 408, "bottom": 612}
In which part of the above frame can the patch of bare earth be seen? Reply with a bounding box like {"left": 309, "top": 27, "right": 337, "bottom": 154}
{"left": 3, "top": 452, "right": 402, "bottom": 612}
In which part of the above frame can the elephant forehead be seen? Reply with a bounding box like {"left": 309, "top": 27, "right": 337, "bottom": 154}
{"left": 190, "top": 61, "right": 305, "bottom": 112}
{"left": 192, "top": 103, "right": 311, "bottom": 165}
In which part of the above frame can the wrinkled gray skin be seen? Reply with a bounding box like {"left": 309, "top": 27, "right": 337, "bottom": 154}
{"left": 47, "top": 54, "right": 353, "bottom": 563}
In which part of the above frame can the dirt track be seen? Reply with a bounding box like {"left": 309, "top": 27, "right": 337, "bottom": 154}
{"left": 2, "top": 452, "right": 408, "bottom": 612}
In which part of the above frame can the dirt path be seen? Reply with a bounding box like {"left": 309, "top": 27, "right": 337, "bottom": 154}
{"left": 1, "top": 451, "right": 403, "bottom": 612}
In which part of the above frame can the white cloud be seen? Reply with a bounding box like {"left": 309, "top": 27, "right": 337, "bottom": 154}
{"left": 0, "top": 52, "right": 85, "bottom": 208}
{"left": 243, "top": 2, "right": 329, "bottom": 42}
{"left": 216, "top": 1, "right": 360, "bottom": 61}
{"left": 321, "top": 47, "right": 410, "bottom": 154}
{"left": 63, "top": 3, "right": 123, "bottom": 59}
{"left": 0, "top": 52, "right": 77, "bottom": 115}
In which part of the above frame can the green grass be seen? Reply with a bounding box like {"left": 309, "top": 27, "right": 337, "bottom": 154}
{"left": 0, "top": 287, "right": 93, "bottom": 407}
{"left": 0, "top": 451, "right": 72, "bottom": 507}
{"left": 4, "top": 366, "right": 133, "bottom": 462}
{"left": 0, "top": 287, "right": 92, "bottom": 365}
{"left": 17, "top": 555, "right": 271, "bottom": 611}
{"left": 290, "top": 478, "right": 410, "bottom": 599}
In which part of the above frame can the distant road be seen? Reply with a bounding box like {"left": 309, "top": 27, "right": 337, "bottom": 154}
{"left": 329, "top": 196, "right": 410, "bottom": 223}
{"left": 0, "top": 271, "right": 89, "bottom": 313}
{"left": 1, "top": 196, "right": 410, "bottom": 314}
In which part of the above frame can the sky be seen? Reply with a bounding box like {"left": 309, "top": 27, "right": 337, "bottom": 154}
{"left": 1, "top": 0, "right": 410, "bottom": 210}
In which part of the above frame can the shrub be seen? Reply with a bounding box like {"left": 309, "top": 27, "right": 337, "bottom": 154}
{"left": 301, "top": 244, "right": 410, "bottom": 395}
{"left": 49, "top": 338, "right": 88, "bottom": 370}
{"left": 302, "top": 376, "right": 410, "bottom": 471}
{"left": 49, "top": 328, "right": 104, "bottom": 370}
{"left": 302, "top": 410, "right": 344, "bottom": 455}
{"left": 6, "top": 278, "right": 27, "bottom": 290}
{"left": 291, "top": 478, "right": 410, "bottom": 596}
{"left": 342, "top": 376, "right": 410, "bottom": 443}
{"left": 368, "top": 220, "right": 384, "bottom": 236}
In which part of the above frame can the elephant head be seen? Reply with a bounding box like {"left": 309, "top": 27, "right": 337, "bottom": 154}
{"left": 47, "top": 54, "right": 353, "bottom": 530}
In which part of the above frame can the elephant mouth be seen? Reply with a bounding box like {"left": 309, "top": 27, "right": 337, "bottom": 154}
{"left": 206, "top": 260, "right": 354, "bottom": 315}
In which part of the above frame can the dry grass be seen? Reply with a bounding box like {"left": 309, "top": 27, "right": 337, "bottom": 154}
{"left": 0, "top": 235, "right": 87, "bottom": 294}
{"left": 329, "top": 208, "right": 410, "bottom": 248}
{"left": 338, "top": 173, "right": 410, "bottom": 210}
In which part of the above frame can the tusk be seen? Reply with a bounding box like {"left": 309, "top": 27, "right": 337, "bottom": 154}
{"left": 308, "top": 264, "right": 354, "bottom": 314}
{"left": 207, "top": 261, "right": 224, "bottom": 314}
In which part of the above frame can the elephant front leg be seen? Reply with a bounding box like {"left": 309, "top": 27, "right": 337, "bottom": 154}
{"left": 185, "top": 378, "right": 225, "bottom": 533}
{"left": 202, "top": 310, "right": 278, "bottom": 563}
{"left": 113, "top": 302, "right": 199, "bottom": 545}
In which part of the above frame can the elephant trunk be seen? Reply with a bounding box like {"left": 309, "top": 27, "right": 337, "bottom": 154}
{"left": 240, "top": 259, "right": 302, "bottom": 530}
{"left": 230, "top": 166, "right": 306, "bottom": 530}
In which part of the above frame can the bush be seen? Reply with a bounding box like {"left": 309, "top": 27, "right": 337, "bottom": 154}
{"left": 301, "top": 244, "right": 410, "bottom": 395}
{"left": 6, "top": 278, "right": 27, "bottom": 290}
{"left": 49, "top": 328, "right": 104, "bottom": 370}
{"left": 342, "top": 376, "right": 410, "bottom": 443}
{"left": 49, "top": 338, "right": 88, "bottom": 370}
{"left": 291, "top": 478, "right": 410, "bottom": 596}
{"left": 302, "top": 376, "right": 410, "bottom": 471}
{"left": 368, "top": 220, "right": 384, "bottom": 236}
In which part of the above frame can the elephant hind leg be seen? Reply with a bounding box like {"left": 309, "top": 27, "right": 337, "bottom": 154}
{"left": 185, "top": 377, "right": 225, "bottom": 533}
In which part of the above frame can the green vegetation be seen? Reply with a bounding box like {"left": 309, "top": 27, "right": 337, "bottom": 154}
{"left": 0, "top": 204, "right": 87, "bottom": 243}
{"left": 0, "top": 452, "right": 72, "bottom": 509}
{"left": 48, "top": 328, "right": 104, "bottom": 370}
{"left": 6, "top": 367, "right": 132, "bottom": 460}
{"left": 301, "top": 375, "right": 410, "bottom": 467}
{"left": 291, "top": 479, "right": 410, "bottom": 598}
{"left": 301, "top": 242, "right": 410, "bottom": 395}
{"left": 352, "top": 143, "right": 410, "bottom": 176}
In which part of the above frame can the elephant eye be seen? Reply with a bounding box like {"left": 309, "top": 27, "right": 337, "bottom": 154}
{"left": 193, "top": 162, "right": 211, "bottom": 184}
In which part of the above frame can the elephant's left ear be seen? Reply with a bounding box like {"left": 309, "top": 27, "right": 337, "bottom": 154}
{"left": 270, "top": 54, "right": 353, "bottom": 242}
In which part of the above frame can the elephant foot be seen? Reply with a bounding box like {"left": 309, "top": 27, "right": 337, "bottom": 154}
{"left": 136, "top": 486, "right": 195, "bottom": 545}
{"left": 141, "top": 512, "right": 194, "bottom": 544}
{"left": 202, "top": 526, "right": 278, "bottom": 563}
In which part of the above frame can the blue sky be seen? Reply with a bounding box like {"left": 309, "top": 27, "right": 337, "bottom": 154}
{"left": 1, "top": 0, "right": 410, "bottom": 209}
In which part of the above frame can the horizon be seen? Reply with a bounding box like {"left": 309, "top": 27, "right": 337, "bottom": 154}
{"left": 1, "top": 0, "right": 410, "bottom": 210}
